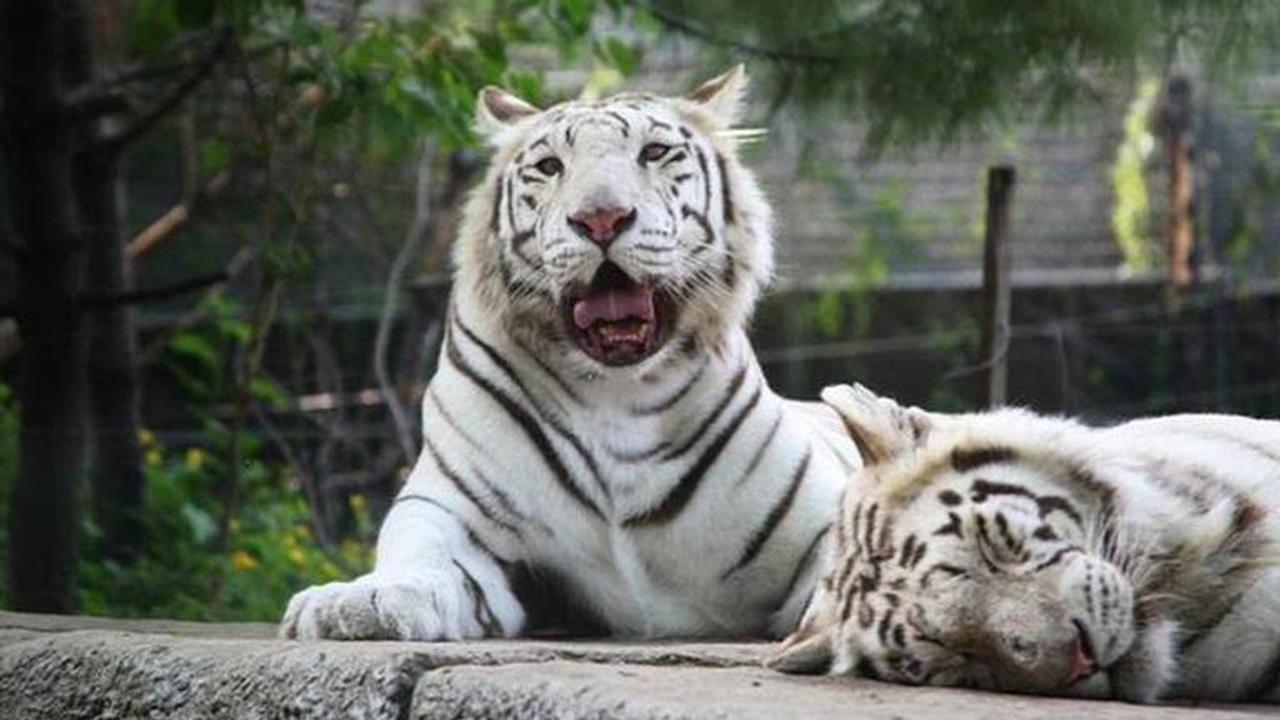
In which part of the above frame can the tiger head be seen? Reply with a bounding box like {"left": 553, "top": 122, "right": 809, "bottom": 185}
{"left": 454, "top": 66, "right": 772, "bottom": 371}
{"left": 769, "top": 385, "right": 1141, "bottom": 698}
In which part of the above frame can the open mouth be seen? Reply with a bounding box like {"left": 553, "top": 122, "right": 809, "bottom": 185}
{"left": 563, "top": 262, "right": 673, "bottom": 366}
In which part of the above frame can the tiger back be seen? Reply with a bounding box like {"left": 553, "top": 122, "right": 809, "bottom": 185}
{"left": 770, "top": 383, "right": 1280, "bottom": 704}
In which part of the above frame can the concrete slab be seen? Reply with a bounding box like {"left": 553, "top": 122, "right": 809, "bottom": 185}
{"left": 413, "top": 661, "right": 1278, "bottom": 720}
{"left": 0, "top": 612, "right": 1273, "bottom": 719}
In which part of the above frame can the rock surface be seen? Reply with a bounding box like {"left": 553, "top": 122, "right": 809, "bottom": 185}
{"left": 0, "top": 611, "right": 1271, "bottom": 719}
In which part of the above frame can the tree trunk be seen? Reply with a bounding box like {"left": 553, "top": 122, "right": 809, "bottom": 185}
{"left": 2, "top": 0, "right": 89, "bottom": 612}
{"left": 61, "top": 2, "right": 148, "bottom": 563}
{"left": 78, "top": 146, "right": 147, "bottom": 561}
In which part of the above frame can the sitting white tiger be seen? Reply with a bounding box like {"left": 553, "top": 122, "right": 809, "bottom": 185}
{"left": 280, "top": 67, "right": 859, "bottom": 641}
{"left": 770, "top": 383, "right": 1280, "bottom": 704}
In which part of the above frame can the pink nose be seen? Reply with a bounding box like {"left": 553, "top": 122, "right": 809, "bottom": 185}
{"left": 567, "top": 206, "right": 636, "bottom": 247}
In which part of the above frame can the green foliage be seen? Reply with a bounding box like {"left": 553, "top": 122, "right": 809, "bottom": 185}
{"left": 78, "top": 425, "right": 373, "bottom": 621}
{"left": 649, "top": 0, "right": 1280, "bottom": 148}
{"left": 77, "top": 296, "right": 374, "bottom": 621}
{"left": 1111, "top": 78, "right": 1158, "bottom": 273}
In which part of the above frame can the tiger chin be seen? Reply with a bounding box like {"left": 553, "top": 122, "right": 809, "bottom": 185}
{"left": 769, "top": 383, "right": 1280, "bottom": 704}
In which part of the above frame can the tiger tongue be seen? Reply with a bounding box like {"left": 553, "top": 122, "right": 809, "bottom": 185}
{"left": 572, "top": 286, "right": 655, "bottom": 330}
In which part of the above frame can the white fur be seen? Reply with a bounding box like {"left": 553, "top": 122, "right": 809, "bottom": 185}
{"left": 280, "top": 69, "right": 858, "bottom": 642}
{"left": 773, "top": 384, "right": 1280, "bottom": 703}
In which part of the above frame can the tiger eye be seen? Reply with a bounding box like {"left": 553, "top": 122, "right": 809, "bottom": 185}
{"left": 534, "top": 156, "right": 563, "bottom": 176}
{"left": 639, "top": 142, "right": 671, "bottom": 163}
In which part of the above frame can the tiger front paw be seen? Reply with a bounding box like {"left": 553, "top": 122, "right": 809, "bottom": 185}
{"left": 279, "top": 571, "right": 504, "bottom": 641}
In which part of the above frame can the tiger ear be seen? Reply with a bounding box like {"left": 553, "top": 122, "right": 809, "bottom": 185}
{"left": 475, "top": 86, "right": 540, "bottom": 138}
{"left": 821, "top": 384, "right": 932, "bottom": 466}
{"left": 687, "top": 64, "right": 748, "bottom": 125}
{"left": 766, "top": 624, "right": 835, "bottom": 675}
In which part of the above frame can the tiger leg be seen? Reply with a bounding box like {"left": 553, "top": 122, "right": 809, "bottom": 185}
{"left": 279, "top": 492, "right": 525, "bottom": 641}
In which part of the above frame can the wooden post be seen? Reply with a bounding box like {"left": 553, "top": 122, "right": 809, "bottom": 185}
{"left": 1162, "top": 75, "right": 1195, "bottom": 313}
{"left": 980, "top": 166, "right": 1016, "bottom": 408}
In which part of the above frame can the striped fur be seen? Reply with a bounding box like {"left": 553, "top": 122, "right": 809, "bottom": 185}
{"left": 280, "top": 67, "right": 858, "bottom": 641}
{"left": 770, "top": 384, "right": 1280, "bottom": 703}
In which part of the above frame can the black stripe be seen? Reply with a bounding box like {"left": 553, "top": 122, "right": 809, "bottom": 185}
{"left": 969, "top": 478, "right": 1035, "bottom": 502}
{"left": 445, "top": 330, "right": 605, "bottom": 521}
{"left": 920, "top": 563, "right": 967, "bottom": 588}
{"left": 505, "top": 175, "right": 516, "bottom": 230}
{"left": 426, "top": 386, "right": 483, "bottom": 452}
{"left": 489, "top": 176, "right": 504, "bottom": 232}
{"left": 661, "top": 150, "right": 688, "bottom": 167}
{"left": 605, "top": 110, "right": 631, "bottom": 136}
{"left": 735, "top": 410, "right": 783, "bottom": 486}
{"left": 771, "top": 523, "right": 830, "bottom": 612}
{"left": 453, "top": 318, "right": 609, "bottom": 500}
{"left": 1032, "top": 546, "right": 1079, "bottom": 572}
{"left": 1035, "top": 495, "right": 1083, "bottom": 525}
{"left": 624, "top": 383, "right": 764, "bottom": 527}
{"left": 512, "top": 335, "right": 586, "bottom": 406}
{"left": 452, "top": 559, "right": 501, "bottom": 636}
{"left": 661, "top": 364, "right": 747, "bottom": 460}
{"left": 715, "top": 152, "right": 734, "bottom": 223}
{"left": 606, "top": 441, "right": 670, "bottom": 463}
{"left": 681, "top": 204, "right": 715, "bottom": 247}
{"left": 694, "top": 145, "right": 711, "bottom": 215}
{"left": 422, "top": 432, "right": 520, "bottom": 536}
{"left": 632, "top": 358, "right": 707, "bottom": 415}
{"left": 394, "top": 493, "right": 509, "bottom": 569}
{"left": 722, "top": 449, "right": 813, "bottom": 578}
{"left": 647, "top": 117, "right": 673, "bottom": 132}
{"left": 952, "top": 446, "right": 1019, "bottom": 472}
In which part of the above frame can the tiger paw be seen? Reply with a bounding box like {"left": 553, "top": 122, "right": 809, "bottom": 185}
{"left": 280, "top": 571, "right": 493, "bottom": 641}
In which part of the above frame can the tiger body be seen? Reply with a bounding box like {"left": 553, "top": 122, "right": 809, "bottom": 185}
{"left": 281, "top": 68, "right": 857, "bottom": 641}
{"left": 771, "top": 384, "right": 1280, "bottom": 704}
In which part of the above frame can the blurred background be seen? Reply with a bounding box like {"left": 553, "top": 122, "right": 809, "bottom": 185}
{"left": 1, "top": 0, "right": 1278, "bottom": 621}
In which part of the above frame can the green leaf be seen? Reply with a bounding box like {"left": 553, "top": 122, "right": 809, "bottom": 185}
{"left": 128, "top": 0, "right": 181, "bottom": 59}
{"left": 198, "top": 138, "right": 231, "bottom": 176}
{"left": 176, "top": 0, "right": 217, "bottom": 29}
{"left": 181, "top": 503, "right": 217, "bottom": 545}
{"left": 249, "top": 377, "right": 290, "bottom": 410}
{"left": 169, "top": 333, "right": 218, "bottom": 369}
{"left": 599, "top": 37, "right": 639, "bottom": 76}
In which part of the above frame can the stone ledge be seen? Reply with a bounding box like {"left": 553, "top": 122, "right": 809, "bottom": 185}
{"left": 0, "top": 612, "right": 1270, "bottom": 719}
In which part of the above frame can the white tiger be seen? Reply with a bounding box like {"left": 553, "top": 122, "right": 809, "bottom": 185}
{"left": 280, "top": 67, "right": 859, "bottom": 641}
{"left": 770, "top": 383, "right": 1280, "bottom": 704}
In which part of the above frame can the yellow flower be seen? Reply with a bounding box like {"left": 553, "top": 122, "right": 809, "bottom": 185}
{"left": 230, "top": 550, "right": 258, "bottom": 572}
{"left": 349, "top": 494, "right": 367, "bottom": 514}
{"left": 185, "top": 448, "right": 205, "bottom": 472}
{"left": 289, "top": 548, "right": 306, "bottom": 568}
{"left": 137, "top": 428, "right": 156, "bottom": 448}
{"left": 145, "top": 448, "right": 163, "bottom": 468}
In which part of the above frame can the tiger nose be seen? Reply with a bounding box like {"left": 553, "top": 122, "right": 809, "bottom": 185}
{"left": 567, "top": 206, "right": 636, "bottom": 248}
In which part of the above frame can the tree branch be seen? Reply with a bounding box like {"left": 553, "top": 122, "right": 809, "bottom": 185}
{"left": 637, "top": 2, "right": 837, "bottom": 65}
{"left": 80, "top": 271, "right": 229, "bottom": 310}
{"left": 103, "top": 27, "right": 233, "bottom": 150}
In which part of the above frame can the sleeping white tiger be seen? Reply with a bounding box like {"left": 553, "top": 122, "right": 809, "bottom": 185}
{"left": 279, "top": 67, "right": 860, "bottom": 641}
{"left": 770, "top": 383, "right": 1280, "bottom": 703}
